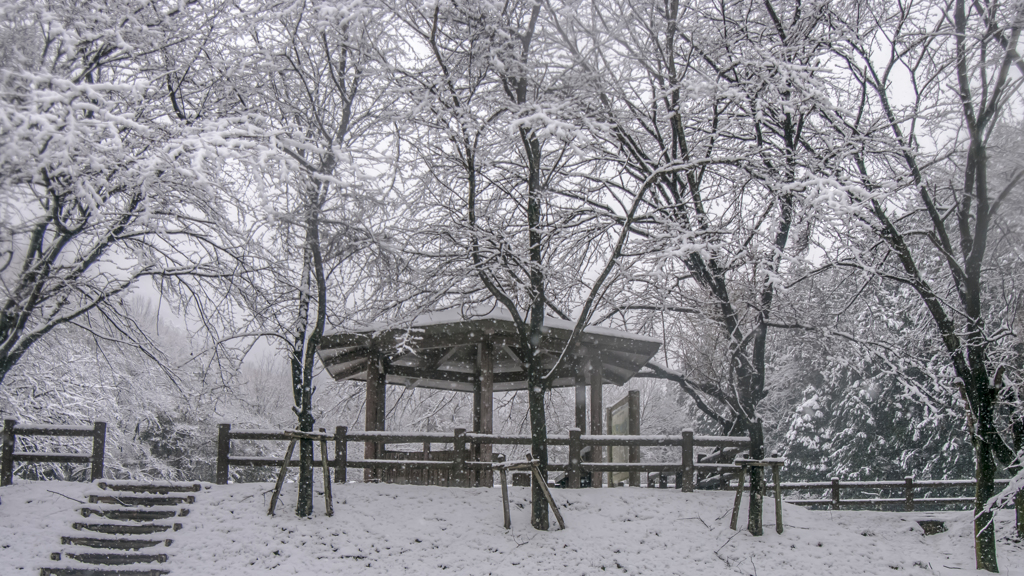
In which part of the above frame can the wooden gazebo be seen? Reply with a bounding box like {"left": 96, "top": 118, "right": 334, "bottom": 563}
{"left": 316, "top": 308, "right": 661, "bottom": 483}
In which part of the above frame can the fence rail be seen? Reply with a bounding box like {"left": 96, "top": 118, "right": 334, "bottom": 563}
{"left": 780, "top": 476, "right": 1013, "bottom": 511}
{"left": 1, "top": 419, "right": 106, "bottom": 486}
{"left": 216, "top": 424, "right": 750, "bottom": 490}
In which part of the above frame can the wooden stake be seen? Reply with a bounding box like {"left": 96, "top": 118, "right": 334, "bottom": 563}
{"left": 497, "top": 455, "right": 510, "bottom": 530}
{"left": 773, "top": 462, "right": 783, "bottom": 534}
{"left": 730, "top": 464, "right": 746, "bottom": 531}
{"left": 529, "top": 459, "right": 565, "bottom": 530}
{"left": 268, "top": 439, "right": 297, "bottom": 516}
{"left": 319, "top": 428, "right": 333, "bottom": 517}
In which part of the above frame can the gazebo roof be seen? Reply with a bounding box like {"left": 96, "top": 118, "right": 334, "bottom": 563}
{"left": 317, "top": 308, "right": 661, "bottom": 392}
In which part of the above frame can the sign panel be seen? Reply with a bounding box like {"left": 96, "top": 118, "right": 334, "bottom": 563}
{"left": 607, "top": 395, "right": 631, "bottom": 487}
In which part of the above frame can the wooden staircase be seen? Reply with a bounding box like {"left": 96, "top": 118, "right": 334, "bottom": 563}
{"left": 39, "top": 480, "right": 205, "bottom": 576}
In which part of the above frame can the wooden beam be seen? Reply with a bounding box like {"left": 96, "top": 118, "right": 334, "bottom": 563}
{"left": 320, "top": 347, "right": 370, "bottom": 369}
{"left": 329, "top": 360, "right": 368, "bottom": 382}
{"left": 386, "top": 364, "right": 477, "bottom": 384}
{"left": 319, "top": 333, "right": 371, "bottom": 349}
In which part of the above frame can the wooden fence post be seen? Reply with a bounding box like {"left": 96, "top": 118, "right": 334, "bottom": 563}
{"left": 904, "top": 476, "right": 914, "bottom": 512}
{"left": 605, "top": 407, "right": 614, "bottom": 488}
{"left": 680, "top": 429, "right": 694, "bottom": 492}
{"left": 831, "top": 477, "right": 840, "bottom": 509}
{"left": 1, "top": 419, "right": 15, "bottom": 487}
{"left": 568, "top": 428, "right": 582, "bottom": 489}
{"left": 90, "top": 422, "right": 106, "bottom": 481}
{"left": 497, "top": 454, "right": 510, "bottom": 529}
{"left": 335, "top": 426, "right": 347, "bottom": 484}
{"left": 216, "top": 423, "right": 231, "bottom": 485}
{"left": 772, "top": 462, "right": 783, "bottom": 534}
{"left": 453, "top": 428, "right": 467, "bottom": 488}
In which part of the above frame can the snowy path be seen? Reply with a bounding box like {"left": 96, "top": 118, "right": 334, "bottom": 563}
{"left": 2, "top": 480, "right": 1022, "bottom": 575}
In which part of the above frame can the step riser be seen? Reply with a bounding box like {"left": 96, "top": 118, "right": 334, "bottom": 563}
{"left": 96, "top": 482, "right": 201, "bottom": 494}
{"left": 61, "top": 537, "right": 169, "bottom": 550}
{"left": 65, "top": 552, "right": 167, "bottom": 566}
{"left": 80, "top": 509, "right": 184, "bottom": 521}
{"left": 72, "top": 523, "right": 180, "bottom": 535}
{"left": 88, "top": 496, "right": 194, "bottom": 507}
{"left": 40, "top": 568, "right": 169, "bottom": 576}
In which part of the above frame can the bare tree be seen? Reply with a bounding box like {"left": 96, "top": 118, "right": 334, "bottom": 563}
{"left": 0, "top": 0, "right": 241, "bottom": 388}
{"left": 825, "top": 0, "right": 1024, "bottom": 569}
{"left": 192, "top": 0, "right": 401, "bottom": 517}
{"left": 548, "top": 0, "right": 842, "bottom": 535}
{"left": 392, "top": 0, "right": 649, "bottom": 529}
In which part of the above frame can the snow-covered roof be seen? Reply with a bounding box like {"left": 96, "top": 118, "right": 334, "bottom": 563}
{"left": 317, "top": 306, "right": 661, "bottom": 392}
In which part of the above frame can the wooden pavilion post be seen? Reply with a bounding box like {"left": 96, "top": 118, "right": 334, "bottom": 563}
{"left": 574, "top": 356, "right": 587, "bottom": 433}
{"left": 364, "top": 348, "right": 384, "bottom": 482}
{"left": 589, "top": 352, "right": 603, "bottom": 487}
{"left": 473, "top": 337, "right": 495, "bottom": 487}
{"left": 573, "top": 354, "right": 588, "bottom": 487}
{"left": 627, "top": 390, "right": 640, "bottom": 487}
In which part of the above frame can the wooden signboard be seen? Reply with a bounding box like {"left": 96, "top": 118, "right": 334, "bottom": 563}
{"left": 605, "top": 390, "right": 640, "bottom": 487}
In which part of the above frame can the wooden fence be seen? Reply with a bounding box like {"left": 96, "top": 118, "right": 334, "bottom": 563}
{"left": 1, "top": 419, "right": 106, "bottom": 486}
{"left": 215, "top": 424, "right": 750, "bottom": 490}
{"left": 780, "top": 476, "right": 1013, "bottom": 511}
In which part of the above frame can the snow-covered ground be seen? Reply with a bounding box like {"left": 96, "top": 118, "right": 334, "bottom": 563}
{"left": 2, "top": 479, "right": 1022, "bottom": 575}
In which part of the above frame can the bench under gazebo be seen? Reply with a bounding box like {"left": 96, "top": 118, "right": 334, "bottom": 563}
{"left": 316, "top": 308, "right": 661, "bottom": 485}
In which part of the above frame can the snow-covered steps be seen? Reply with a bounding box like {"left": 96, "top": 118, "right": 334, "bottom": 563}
{"left": 60, "top": 536, "right": 172, "bottom": 550}
{"left": 95, "top": 481, "right": 201, "bottom": 494}
{"left": 88, "top": 494, "right": 195, "bottom": 507}
{"left": 40, "top": 569, "right": 169, "bottom": 576}
{"left": 71, "top": 522, "right": 182, "bottom": 535}
{"left": 38, "top": 480, "right": 209, "bottom": 576}
{"left": 79, "top": 507, "right": 183, "bottom": 522}
{"left": 52, "top": 550, "right": 168, "bottom": 566}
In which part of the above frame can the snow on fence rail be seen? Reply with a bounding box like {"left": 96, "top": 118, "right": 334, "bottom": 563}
{"left": 215, "top": 424, "right": 750, "bottom": 490}
{"left": 779, "top": 477, "right": 1013, "bottom": 511}
{"left": 1, "top": 419, "right": 106, "bottom": 485}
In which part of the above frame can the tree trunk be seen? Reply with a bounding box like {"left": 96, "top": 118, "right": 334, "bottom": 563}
{"left": 528, "top": 348, "right": 549, "bottom": 530}
{"left": 292, "top": 189, "right": 328, "bottom": 518}
{"left": 974, "top": 435, "right": 999, "bottom": 572}
{"left": 292, "top": 354, "right": 316, "bottom": 518}
{"left": 296, "top": 415, "right": 315, "bottom": 517}
{"left": 1012, "top": 387, "right": 1023, "bottom": 539}
{"left": 1016, "top": 489, "right": 1024, "bottom": 542}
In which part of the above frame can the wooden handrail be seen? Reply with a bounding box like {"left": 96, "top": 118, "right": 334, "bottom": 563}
{"left": 1, "top": 419, "right": 106, "bottom": 486}
{"left": 214, "top": 423, "right": 751, "bottom": 488}
{"left": 779, "top": 476, "right": 1013, "bottom": 511}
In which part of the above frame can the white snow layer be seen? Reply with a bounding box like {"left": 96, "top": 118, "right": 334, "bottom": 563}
{"left": 1, "top": 479, "right": 1022, "bottom": 575}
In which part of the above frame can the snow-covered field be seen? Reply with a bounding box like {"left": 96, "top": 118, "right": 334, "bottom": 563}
{"left": 2, "top": 479, "right": 1022, "bottom": 575}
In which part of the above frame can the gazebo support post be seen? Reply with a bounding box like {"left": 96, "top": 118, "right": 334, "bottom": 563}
{"left": 364, "top": 349, "right": 384, "bottom": 482}
{"left": 574, "top": 359, "right": 587, "bottom": 433}
{"left": 627, "top": 390, "right": 640, "bottom": 487}
{"left": 589, "top": 353, "right": 603, "bottom": 487}
{"left": 473, "top": 338, "right": 495, "bottom": 487}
